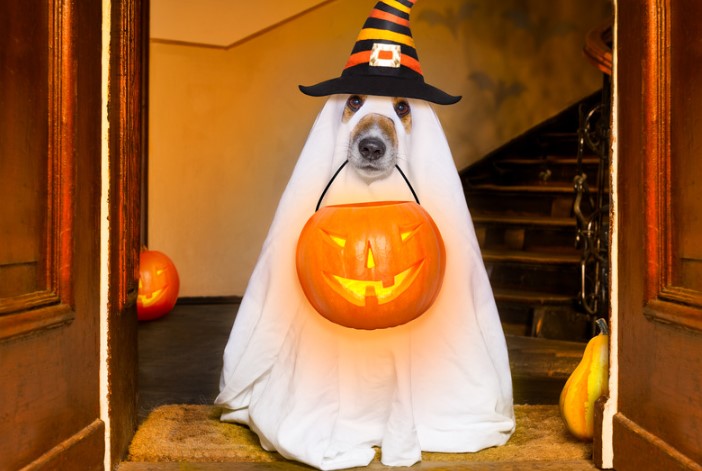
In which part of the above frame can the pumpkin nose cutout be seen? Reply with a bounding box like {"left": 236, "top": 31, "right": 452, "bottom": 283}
{"left": 366, "top": 243, "right": 376, "bottom": 269}
{"left": 358, "top": 137, "right": 386, "bottom": 161}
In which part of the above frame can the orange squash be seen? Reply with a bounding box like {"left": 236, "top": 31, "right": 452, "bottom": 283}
{"left": 137, "top": 249, "right": 180, "bottom": 321}
{"left": 296, "top": 201, "right": 445, "bottom": 330}
{"left": 559, "top": 318, "right": 610, "bottom": 440}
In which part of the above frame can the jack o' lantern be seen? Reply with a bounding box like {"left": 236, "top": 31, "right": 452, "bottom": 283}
{"left": 137, "top": 249, "right": 180, "bottom": 321}
{"left": 296, "top": 201, "right": 445, "bottom": 330}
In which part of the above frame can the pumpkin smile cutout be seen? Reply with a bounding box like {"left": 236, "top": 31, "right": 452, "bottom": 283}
{"left": 296, "top": 200, "right": 446, "bottom": 330}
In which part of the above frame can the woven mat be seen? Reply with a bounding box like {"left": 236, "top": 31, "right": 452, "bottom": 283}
{"left": 127, "top": 404, "right": 591, "bottom": 464}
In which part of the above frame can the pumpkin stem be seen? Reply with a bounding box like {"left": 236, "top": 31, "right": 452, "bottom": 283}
{"left": 595, "top": 317, "right": 609, "bottom": 336}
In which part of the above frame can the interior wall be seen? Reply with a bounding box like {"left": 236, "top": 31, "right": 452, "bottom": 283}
{"left": 149, "top": 0, "right": 611, "bottom": 297}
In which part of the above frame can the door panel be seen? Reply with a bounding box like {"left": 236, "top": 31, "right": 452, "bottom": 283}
{"left": 670, "top": 0, "right": 702, "bottom": 294}
{"left": 0, "top": 0, "right": 104, "bottom": 469}
{"left": 0, "top": 1, "right": 48, "bottom": 301}
{"left": 0, "top": 0, "right": 69, "bottom": 339}
{"left": 615, "top": 1, "right": 702, "bottom": 469}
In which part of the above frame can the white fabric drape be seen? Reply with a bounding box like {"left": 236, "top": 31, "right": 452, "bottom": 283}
{"left": 215, "top": 96, "right": 515, "bottom": 470}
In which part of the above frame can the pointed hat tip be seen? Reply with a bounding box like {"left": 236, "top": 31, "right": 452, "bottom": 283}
{"left": 299, "top": 0, "right": 461, "bottom": 105}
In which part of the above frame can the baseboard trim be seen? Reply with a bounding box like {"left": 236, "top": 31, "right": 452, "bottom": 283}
{"left": 613, "top": 412, "right": 701, "bottom": 470}
{"left": 176, "top": 296, "right": 242, "bottom": 305}
{"left": 21, "top": 419, "right": 104, "bottom": 471}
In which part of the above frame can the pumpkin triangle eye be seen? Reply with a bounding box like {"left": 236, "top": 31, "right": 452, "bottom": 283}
{"left": 400, "top": 223, "right": 422, "bottom": 242}
{"left": 322, "top": 229, "right": 346, "bottom": 248}
{"left": 366, "top": 243, "right": 376, "bottom": 269}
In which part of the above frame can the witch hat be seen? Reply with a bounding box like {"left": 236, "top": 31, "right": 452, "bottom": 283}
{"left": 299, "top": 0, "right": 461, "bottom": 105}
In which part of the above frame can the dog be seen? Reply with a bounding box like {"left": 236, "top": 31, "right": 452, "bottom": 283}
{"left": 216, "top": 95, "right": 515, "bottom": 470}
{"left": 218, "top": 1, "right": 515, "bottom": 467}
{"left": 344, "top": 95, "right": 412, "bottom": 182}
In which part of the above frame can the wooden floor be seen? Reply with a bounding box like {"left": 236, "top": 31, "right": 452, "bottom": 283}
{"left": 130, "top": 302, "right": 592, "bottom": 470}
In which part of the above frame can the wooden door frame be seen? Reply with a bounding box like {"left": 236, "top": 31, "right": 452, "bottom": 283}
{"left": 608, "top": 1, "right": 702, "bottom": 469}
{"left": 104, "top": 0, "right": 148, "bottom": 467}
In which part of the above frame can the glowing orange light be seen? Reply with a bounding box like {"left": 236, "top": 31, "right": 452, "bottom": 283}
{"left": 296, "top": 201, "right": 445, "bottom": 330}
{"left": 137, "top": 249, "right": 180, "bottom": 321}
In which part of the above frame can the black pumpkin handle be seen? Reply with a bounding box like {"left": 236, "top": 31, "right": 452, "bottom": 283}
{"left": 315, "top": 161, "right": 420, "bottom": 212}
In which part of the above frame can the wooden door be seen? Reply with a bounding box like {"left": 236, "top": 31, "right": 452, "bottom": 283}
{"left": 105, "top": 0, "right": 147, "bottom": 467}
{"left": 0, "top": 1, "right": 105, "bottom": 469}
{"left": 0, "top": 1, "right": 145, "bottom": 469}
{"left": 615, "top": 1, "right": 702, "bottom": 469}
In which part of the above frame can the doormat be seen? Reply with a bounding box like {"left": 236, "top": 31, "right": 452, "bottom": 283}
{"left": 127, "top": 404, "right": 592, "bottom": 465}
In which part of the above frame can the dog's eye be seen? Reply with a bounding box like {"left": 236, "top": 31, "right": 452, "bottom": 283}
{"left": 394, "top": 100, "right": 410, "bottom": 118}
{"left": 346, "top": 95, "right": 364, "bottom": 112}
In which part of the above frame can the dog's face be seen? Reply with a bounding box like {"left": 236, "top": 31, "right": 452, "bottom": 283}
{"left": 342, "top": 95, "right": 412, "bottom": 182}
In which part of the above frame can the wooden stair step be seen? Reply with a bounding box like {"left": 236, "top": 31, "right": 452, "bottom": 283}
{"left": 493, "top": 156, "right": 600, "bottom": 183}
{"left": 467, "top": 192, "right": 575, "bottom": 219}
{"left": 506, "top": 334, "right": 585, "bottom": 379}
{"left": 494, "top": 288, "right": 574, "bottom": 306}
{"left": 532, "top": 131, "right": 579, "bottom": 145}
{"left": 487, "top": 263, "right": 581, "bottom": 297}
{"left": 536, "top": 131, "right": 579, "bottom": 140}
{"left": 506, "top": 334, "right": 586, "bottom": 404}
{"left": 482, "top": 249, "right": 580, "bottom": 265}
{"left": 495, "top": 155, "right": 600, "bottom": 166}
{"left": 485, "top": 251, "right": 582, "bottom": 296}
{"left": 466, "top": 183, "right": 575, "bottom": 193}
{"left": 495, "top": 292, "right": 585, "bottom": 340}
{"left": 469, "top": 183, "right": 609, "bottom": 195}
{"left": 476, "top": 226, "right": 577, "bottom": 254}
{"left": 473, "top": 214, "right": 576, "bottom": 228}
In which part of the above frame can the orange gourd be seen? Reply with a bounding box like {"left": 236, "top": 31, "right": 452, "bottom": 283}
{"left": 559, "top": 318, "right": 610, "bottom": 440}
{"left": 137, "top": 249, "right": 180, "bottom": 321}
{"left": 296, "top": 201, "right": 445, "bottom": 330}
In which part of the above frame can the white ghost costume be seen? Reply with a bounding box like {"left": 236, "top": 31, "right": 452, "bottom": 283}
{"left": 215, "top": 95, "right": 515, "bottom": 470}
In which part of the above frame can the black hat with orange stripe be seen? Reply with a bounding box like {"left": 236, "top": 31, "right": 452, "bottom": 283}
{"left": 299, "top": 0, "right": 461, "bottom": 105}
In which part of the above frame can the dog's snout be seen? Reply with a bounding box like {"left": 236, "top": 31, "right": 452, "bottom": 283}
{"left": 347, "top": 109, "right": 400, "bottom": 181}
{"left": 358, "top": 137, "right": 386, "bottom": 161}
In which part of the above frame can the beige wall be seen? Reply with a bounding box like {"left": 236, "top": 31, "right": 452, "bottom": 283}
{"left": 149, "top": 0, "right": 611, "bottom": 297}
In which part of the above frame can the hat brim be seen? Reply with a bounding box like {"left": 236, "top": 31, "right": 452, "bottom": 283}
{"left": 299, "top": 75, "right": 461, "bottom": 105}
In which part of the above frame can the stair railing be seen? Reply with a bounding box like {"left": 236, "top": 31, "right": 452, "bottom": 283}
{"left": 573, "top": 19, "right": 612, "bottom": 321}
{"left": 573, "top": 89, "right": 609, "bottom": 317}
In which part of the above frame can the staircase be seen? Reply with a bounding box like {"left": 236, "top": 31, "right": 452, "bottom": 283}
{"left": 461, "top": 92, "right": 604, "bottom": 343}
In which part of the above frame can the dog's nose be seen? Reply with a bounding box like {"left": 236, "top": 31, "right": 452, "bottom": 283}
{"left": 358, "top": 138, "right": 386, "bottom": 161}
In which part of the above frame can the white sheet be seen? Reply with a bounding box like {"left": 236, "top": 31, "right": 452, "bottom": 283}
{"left": 215, "top": 95, "right": 515, "bottom": 470}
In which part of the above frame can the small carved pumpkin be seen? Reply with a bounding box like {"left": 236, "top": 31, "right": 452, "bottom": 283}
{"left": 296, "top": 201, "right": 445, "bottom": 330}
{"left": 137, "top": 249, "right": 180, "bottom": 321}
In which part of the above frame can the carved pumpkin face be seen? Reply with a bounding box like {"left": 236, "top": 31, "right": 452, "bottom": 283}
{"left": 296, "top": 201, "right": 445, "bottom": 330}
{"left": 137, "top": 250, "right": 180, "bottom": 321}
